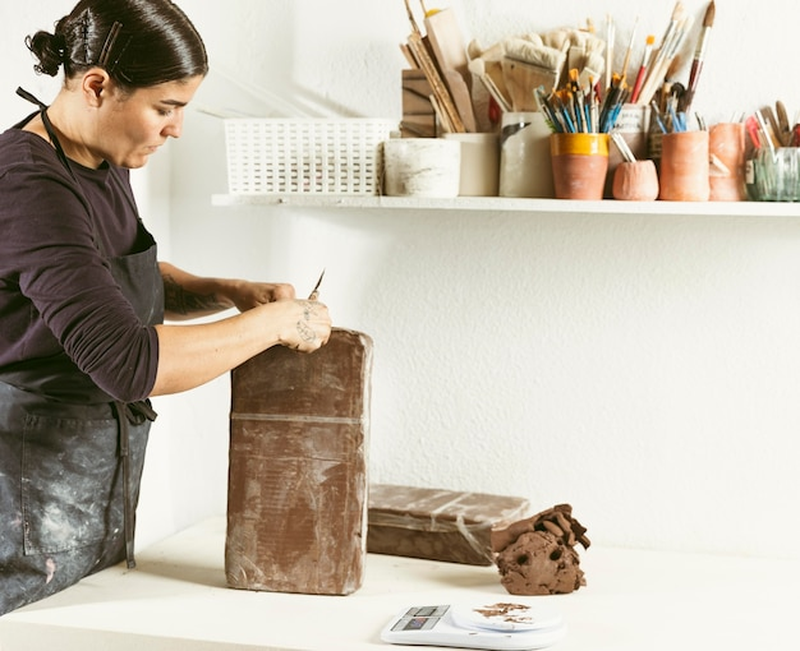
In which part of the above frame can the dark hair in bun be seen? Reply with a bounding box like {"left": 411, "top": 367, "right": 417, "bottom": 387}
{"left": 25, "top": 0, "right": 208, "bottom": 89}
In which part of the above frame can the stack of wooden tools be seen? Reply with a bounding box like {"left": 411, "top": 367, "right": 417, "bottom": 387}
{"left": 400, "top": 1, "right": 475, "bottom": 136}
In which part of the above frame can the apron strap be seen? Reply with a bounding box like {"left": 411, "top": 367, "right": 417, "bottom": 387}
{"left": 16, "top": 86, "right": 46, "bottom": 109}
{"left": 112, "top": 401, "right": 158, "bottom": 569}
{"left": 16, "top": 87, "right": 78, "bottom": 181}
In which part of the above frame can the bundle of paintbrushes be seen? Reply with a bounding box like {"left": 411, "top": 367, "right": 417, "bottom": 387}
{"left": 649, "top": 88, "right": 690, "bottom": 134}
{"left": 467, "top": 27, "right": 606, "bottom": 115}
{"left": 745, "top": 103, "right": 800, "bottom": 159}
{"left": 630, "top": 1, "right": 695, "bottom": 107}
{"left": 535, "top": 71, "right": 629, "bottom": 134}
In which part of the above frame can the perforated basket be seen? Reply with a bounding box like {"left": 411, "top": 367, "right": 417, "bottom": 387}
{"left": 224, "top": 118, "right": 398, "bottom": 195}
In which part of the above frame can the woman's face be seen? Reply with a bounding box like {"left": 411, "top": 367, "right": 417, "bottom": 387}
{"left": 95, "top": 75, "right": 204, "bottom": 169}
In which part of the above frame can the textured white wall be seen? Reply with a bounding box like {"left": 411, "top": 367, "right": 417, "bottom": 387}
{"left": 3, "top": 0, "right": 800, "bottom": 559}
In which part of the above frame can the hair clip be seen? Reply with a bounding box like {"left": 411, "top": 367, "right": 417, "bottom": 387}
{"left": 97, "top": 20, "right": 123, "bottom": 69}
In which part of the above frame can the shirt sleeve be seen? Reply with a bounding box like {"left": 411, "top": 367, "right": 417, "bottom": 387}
{"left": 0, "top": 163, "right": 160, "bottom": 402}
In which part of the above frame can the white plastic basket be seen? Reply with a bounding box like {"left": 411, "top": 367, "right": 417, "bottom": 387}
{"left": 224, "top": 118, "right": 398, "bottom": 195}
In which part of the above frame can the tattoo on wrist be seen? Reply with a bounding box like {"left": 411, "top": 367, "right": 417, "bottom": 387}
{"left": 162, "top": 273, "right": 228, "bottom": 315}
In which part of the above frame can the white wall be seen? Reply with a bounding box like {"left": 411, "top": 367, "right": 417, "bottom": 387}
{"left": 4, "top": 0, "right": 800, "bottom": 560}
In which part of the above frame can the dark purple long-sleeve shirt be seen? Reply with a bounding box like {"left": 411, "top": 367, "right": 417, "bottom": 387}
{"left": 0, "top": 125, "right": 160, "bottom": 402}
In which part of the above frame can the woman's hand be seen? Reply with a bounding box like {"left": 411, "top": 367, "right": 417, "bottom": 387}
{"left": 151, "top": 263, "right": 333, "bottom": 397}
{"left": 227, "top": 280, "right": 296, "bottom": 312}
{"left": 273, "top": 298, "right": 332, "bottom": 352}
{"left": 152, "top": 295, "right": 332, "bottom": 396}
{"left": 159, "top": 262, "right": 303, "bottom": 320}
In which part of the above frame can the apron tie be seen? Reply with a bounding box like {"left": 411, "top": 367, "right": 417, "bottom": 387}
{"left": 16, "top": 86, "right": 47, "bottom": 110}
{"left": 113, "top": 401, "right": 158, "bottom": 569}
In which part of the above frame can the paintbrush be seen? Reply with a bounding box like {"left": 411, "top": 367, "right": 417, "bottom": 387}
{"left": 687, "top": 1, "right": 715, "bottom": 98}
{"left": 605, "top": 15, "right": 615, "bottom": 91}
{"left": 619, "top": 17, "right": 639, "bottom": 84}
{"left": 568, "top": 68, "right": 586, "bottom": 132}
{"left": 755, "top": 110, "right": 777, "bottom": 160}
{"left": 629, "top": 34, "right": 654, "bottom": 103}
{"left": 681, "top": 0, "right": 715, "bottom": 113}
{"left": 611, "top": 132, "right": 637, "bottom": 163}
{"left": 775, "top": 101, "right": 792, "bottom": 146}
{"left": 636, "top": 3, "right": 691, "bottom": 106}
{"left": 501, "top": 37, "right": 567, "bottom": 112}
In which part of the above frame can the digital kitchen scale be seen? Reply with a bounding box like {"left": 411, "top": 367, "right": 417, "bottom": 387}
{"left": 380, "top": 602, "right": 567, "bottom": 650}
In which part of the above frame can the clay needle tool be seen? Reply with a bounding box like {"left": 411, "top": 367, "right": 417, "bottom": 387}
{"left": 308, "top": 269, "right": 325, "bottom": 300}
{"left": 683, "top": 0, "right": 715, "bottom": 113}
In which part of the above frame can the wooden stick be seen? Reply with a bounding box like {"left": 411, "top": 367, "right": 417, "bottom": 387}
{"left": 406, "top": 31, "right": 464, "bottom": 133}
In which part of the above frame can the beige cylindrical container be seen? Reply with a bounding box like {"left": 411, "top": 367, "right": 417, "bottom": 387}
{"left": 612, "top": 160, "right": 659, "bottom": 201}
{"left": 499, "top": 112, "right": 554, "bottom": 198}
{"left": 550, "top": 133, "right": 609, "bottom": 200}
{"left": 226, "top": 328, "right": 373, "bottom": 596}
{"left": 708, "top": 122, "right": 747, "bottom": 201}
{"left": 443, "top": 132, "right": 500, "bottom": 196}
{"left": 659, "top": 131, "right": 710, "bottom": 201}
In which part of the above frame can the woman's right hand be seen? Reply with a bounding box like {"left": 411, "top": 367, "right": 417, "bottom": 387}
{"left": 151, "top": 295, "right": 332, "bottom": 397}
{"left": 275, "top": 298, "right": 332, "bottom": 352}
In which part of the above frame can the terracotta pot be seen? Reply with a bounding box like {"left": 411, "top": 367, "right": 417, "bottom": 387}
{"left": 708, "top": 122, "right": 747, "bottom": 201}
{"left": 659, "top": 131, "right": 709, "bottom": 201}
{"left": 550, "top": 133, "right": 609, "bottom": 200}
{"left": 612, "top": 160, "right": 659, "bottom": 201}
{"left": 604, "top": 104, "right": 649, "bottom": 198}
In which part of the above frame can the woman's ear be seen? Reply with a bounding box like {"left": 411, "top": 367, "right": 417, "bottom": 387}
{"left": 81, "top": 68, "right": 111, "bottom": 107}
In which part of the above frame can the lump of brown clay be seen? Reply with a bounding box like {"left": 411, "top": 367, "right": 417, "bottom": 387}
{"left": 491, "top": 504, "right": 590, "bottom": 596}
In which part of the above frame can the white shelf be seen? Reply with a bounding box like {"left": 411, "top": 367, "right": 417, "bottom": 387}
{"left": 212, "top": 193, "right": 800, "bottom": 217}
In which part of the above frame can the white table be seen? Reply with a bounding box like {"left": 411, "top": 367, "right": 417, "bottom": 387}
{"left": 1, "top": 517, "right": 796, "bottom": 650}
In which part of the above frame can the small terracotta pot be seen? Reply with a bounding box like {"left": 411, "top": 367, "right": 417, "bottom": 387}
{"left": 659, "top": 131, "right": 709, "bottom": 201}
{"left": 604, "top": 104, "right": 649, "bottom": 198}
{"left": 612, "top": 160, "right": 659, "bottom": 201}
{"left": 550, "top": 133, "right": 609, "bottom": 200}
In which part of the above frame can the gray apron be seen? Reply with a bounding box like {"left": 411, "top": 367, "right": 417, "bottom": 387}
{"left": 0, "top": 90, "right": 164, "bottom": 616}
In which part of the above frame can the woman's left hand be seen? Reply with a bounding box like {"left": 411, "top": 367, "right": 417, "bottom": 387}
{"left": 229, "top": 281, "right": 296, "bottom": 312}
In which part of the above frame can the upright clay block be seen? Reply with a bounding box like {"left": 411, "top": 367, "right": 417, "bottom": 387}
{"left": 226, "top": 328, "right": 373, "bottom": 595}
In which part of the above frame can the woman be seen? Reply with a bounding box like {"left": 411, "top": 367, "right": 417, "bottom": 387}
{"left": 0, "top": 0, "right": 331, "bottom": 615}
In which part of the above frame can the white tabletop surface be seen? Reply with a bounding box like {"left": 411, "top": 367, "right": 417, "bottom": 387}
{"left": 1, "top": 516, "right": 796, "bottom": 650}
